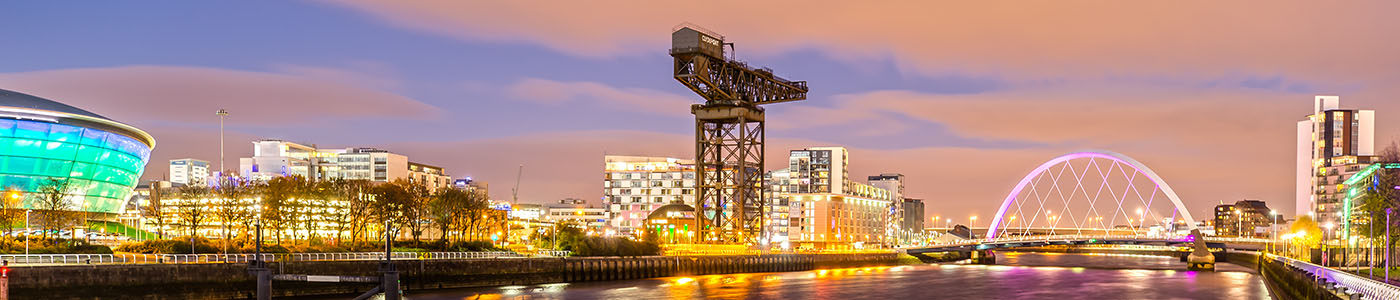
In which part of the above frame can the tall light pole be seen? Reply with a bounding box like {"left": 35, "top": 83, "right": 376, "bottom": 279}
{"left": 24, "top": 209, "right": 31, "bottom": 255}
{"left": 1269, "top": 210, "right": 1278, "bottom": 253}
{"left": 216, "top": 109, "right": 229, "bottom": 175}
{"left": 970, "top": 216, "right": 977, "bottom": 238}
{"left": 1323, "top": 222, "right": 1335, "bottom": 266}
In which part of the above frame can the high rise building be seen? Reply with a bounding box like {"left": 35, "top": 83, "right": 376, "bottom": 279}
{"left": 898, "top": 198, "right": 925, "bottom": 243}
{"left": 867, "top": 173, "right": 905, "bottom": 201}
{"left": 169, "top": 158, "right": 209, "bottom": 186}
{"left": 1297, "top": 96, "right": 1375, "bottom": 225}
{"left": 767, "top": 147, "right": 896, "bottom": 250}
{"left": 784, "top": 147, "right": 848, "bottom": 194}
{"left": 603, "top": 155, "right": 696, "bottom": 236}
{"left": 238, "top": 139, "right": 450, "bottom": 186}
{"left": 868, "top": 173, "right": 924, "bottom": 244}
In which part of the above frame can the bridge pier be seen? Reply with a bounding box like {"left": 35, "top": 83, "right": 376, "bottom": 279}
{"left": 970, "top": 250, "right": 996, "bottom": 265}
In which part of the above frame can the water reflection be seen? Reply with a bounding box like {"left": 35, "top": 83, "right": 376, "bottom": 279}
{"left": 403, "top": 253, "right": 1270, "bottom": 299}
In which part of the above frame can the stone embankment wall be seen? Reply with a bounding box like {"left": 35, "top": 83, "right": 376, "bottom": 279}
{"left": 7, "top": 253, "right": 903, "bottom": 299}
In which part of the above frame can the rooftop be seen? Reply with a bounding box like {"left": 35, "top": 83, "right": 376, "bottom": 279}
{"left": 0, "top": 88, "right": 109, "bottom": 120}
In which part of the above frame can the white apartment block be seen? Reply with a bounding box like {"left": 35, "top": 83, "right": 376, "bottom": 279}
{"left": 169, "top": 158, "right": 209, "bottom": 186}
{"left": 1296, "top": 96, "right": 1375, "bottom": 225}
{"left": 603, "top": 155, "right": 696, "bottom": 237}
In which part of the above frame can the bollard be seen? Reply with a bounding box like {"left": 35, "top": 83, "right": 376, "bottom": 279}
{"left": 2, "top": 261, "right": 9, "bottom": 300}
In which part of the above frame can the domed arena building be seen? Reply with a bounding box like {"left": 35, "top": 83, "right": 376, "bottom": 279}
{"left": 0, "top": 88, "right": 154, "bottom": 216}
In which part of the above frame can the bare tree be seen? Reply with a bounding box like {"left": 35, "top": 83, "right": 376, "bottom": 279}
{"left": 261, "top": 176, "right": 303, "bottom": 244}
{"left": 212, "top": 174, "right": 254, "bottom": 252}
{"left": 0, "top": 187, "right": 25, "bottom": 235}
{"left": 31, "top": 178, "right": 74, "bottom": 239}
{"left": 326, "top": 179, "right": 371, "bottom": 246}
{"left": 430, "top": 188, "right": 468, "bottom": 242}
{"left": 401, "top": 180, "right": 432, "bottom": 243}
{"left": 372, "top": 180, "right": 411, "bottom": 243}
{"left": 174, "top": 185, "right": 213, "bottom": 239}
{"left": 140, "top": 182, "right": 167, "bottom": 240}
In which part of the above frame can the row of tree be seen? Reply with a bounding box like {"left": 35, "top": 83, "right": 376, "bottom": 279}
{"left": 1, "top": 178, "right": 89, "bottom": 240}
{"left": 144, "top": 174, "right": 505, "bottom": 248}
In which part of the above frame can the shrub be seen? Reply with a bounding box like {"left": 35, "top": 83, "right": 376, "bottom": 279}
{"left": 571, "top": 237, "right": 660, "bottom": 257}
{"left": 0, "top": 237, "right": 112, "bottom": 254}
{"left": 115, "top": 237, "right": 218, "bottom": 254}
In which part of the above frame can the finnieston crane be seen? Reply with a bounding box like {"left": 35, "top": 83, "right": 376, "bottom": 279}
{"left": 670, "top": 23, "right": 809, "bottom": 244}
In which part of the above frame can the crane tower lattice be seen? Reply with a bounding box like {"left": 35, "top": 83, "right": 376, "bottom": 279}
{"left": 670, "top": 24, "right": 808, "bottom": 244}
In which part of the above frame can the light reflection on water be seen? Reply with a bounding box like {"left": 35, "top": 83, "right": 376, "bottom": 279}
{"left": 403, "top": 253, "right": 1270, "bottom": 299}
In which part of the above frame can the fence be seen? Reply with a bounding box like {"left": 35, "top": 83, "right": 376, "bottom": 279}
{"left": 1268, "top": 253, "right": 1400, "bottom": 300}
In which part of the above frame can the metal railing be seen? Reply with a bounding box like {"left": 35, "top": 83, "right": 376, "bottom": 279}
{"left": 421, "top": 251, "right": 525, "bottom": 259}
{"left": 150, "top": 253, "right": 276, "bottom": 264}
{"left": 0, "top": 254, "right": 123, "bottom": 265}
{"left": 1, "top": 251, "right": 571, "bottom": 266}
{"left": 921, "top": 234, "right": 1271, "bottom": 249}
{"left": 1268, "top": 253, "right": 1400, "bottom": 300}
{"left": 535, "top": 250, "right": 571, "bottom": 257}
{"left": 284, "top": 252, "right": 418, "bottom": 262}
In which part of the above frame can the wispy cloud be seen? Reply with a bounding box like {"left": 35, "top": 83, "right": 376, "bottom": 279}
{"left": 505, "top": 78, "right": 694, "bottom": 117}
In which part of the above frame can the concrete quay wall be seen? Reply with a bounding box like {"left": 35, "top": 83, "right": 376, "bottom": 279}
{"left": 6, "top": 253, "right": 903, "bottom": 299}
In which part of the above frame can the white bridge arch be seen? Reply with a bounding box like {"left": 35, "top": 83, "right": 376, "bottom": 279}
{"left": 985, "top": 150, "right": 1198, "bottom": 241}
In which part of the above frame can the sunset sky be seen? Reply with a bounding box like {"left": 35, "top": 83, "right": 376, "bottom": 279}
{"left": 3, "top": 1, "right": 1398, "bottom": 222}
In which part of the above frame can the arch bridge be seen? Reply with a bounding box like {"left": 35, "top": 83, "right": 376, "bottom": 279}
{"left": 908, "top": 151, "right": 1269, "bottom": 256}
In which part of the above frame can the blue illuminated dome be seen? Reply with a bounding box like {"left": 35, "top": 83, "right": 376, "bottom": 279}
{"left": 0, "top": 88, "right": 155, "bottom": 214}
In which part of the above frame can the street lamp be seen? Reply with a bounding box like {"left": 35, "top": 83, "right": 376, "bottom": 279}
{"left": 970, "top": 216, "right": 977, "bottom": 238}
{"left": 1323, "top": 222, "right": 1336, "bottom": 266}
{"left": 1269, "top": 210, "right": 1278, "bottom": 252}
{"left": 24, "top": 209, "right": 31, "bottom": 255}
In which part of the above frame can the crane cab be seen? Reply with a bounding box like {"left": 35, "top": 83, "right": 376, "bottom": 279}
{"left": 671, "top": 25, "right": 725, "bottom": 59}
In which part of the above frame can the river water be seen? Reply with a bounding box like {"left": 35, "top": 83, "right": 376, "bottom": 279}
{"left": 402, "top": 252, "right": 1272, "bottom": 299}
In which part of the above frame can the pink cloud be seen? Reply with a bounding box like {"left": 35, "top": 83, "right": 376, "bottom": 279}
{"left": 0, "top": 65, "right": 442, "bottom": 126}
{"left": 505, "top": 78, "right": 695, "bottom": 117}
{"left": 325, "top": 1, "right": 1400, "bottom": 82}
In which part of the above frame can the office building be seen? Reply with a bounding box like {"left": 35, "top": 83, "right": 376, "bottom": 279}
{"left": 603, "top": 155, "right": 696, "bottom": 236}
{"left": 1297, "top": 96, "right": 1375, "bottom": 225}
{"left": 238, "top": 139, "right": 450, "bottom": 187}
{"left": 544, "top": 198, "right": 610, "bottom": 234}
{"left": 169, "top": 158, "right": 209, "bottom": 186}
{"left": 0, "top": 89, "right": 155, "bottom": 216}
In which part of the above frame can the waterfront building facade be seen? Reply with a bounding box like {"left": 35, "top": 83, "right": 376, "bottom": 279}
{"left": 1296, "top": 95, "right": 1375, "bottom": 226}
{"left": 1213, "top": 199, "right": 1276, "bottom": 238}
{"left": 767, "top": 147, "right": 896, "bottom": 249}
{"left": 602, "top": 155, "right": 696, "bottom": 236}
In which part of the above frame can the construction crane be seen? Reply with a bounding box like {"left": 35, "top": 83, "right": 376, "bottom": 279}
{"left": 670, "top": 23, "right": 809, "bottom": 244}
{"left": 511, "top": 164, "right": 523, "bottom": 205}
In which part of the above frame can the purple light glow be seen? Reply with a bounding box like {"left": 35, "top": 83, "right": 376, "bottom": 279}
{"left": 985, "top": 150, "right": 1198, "bottom": 241}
